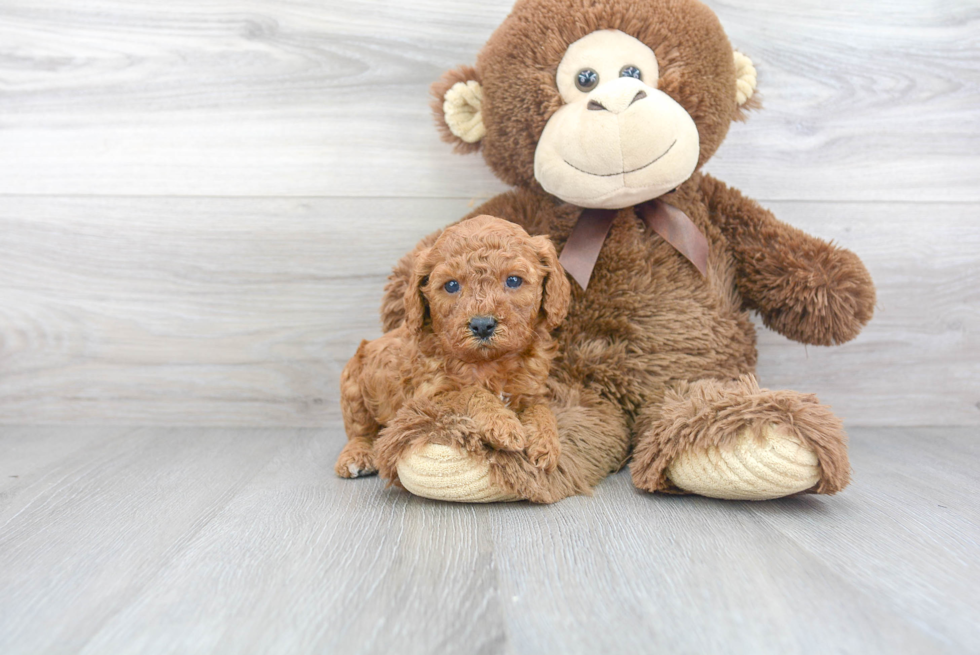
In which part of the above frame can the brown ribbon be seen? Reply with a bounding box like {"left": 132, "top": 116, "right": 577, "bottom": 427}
{"left": 556, "top": 208, "right": 616, "bottom": 293}
{"left": 558, "top": 199, "right": 709, "bottom": 290}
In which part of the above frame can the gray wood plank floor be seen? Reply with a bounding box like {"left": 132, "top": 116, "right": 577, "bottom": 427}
{"left": 0, "top": 426, "right": 977, "bottom": 654}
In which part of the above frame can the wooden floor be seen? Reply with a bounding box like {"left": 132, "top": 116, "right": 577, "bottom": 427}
{"left": 0, "top": 425, "right": 976, "bottom": 654}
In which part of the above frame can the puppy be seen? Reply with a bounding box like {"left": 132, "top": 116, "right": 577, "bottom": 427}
{"left": 335, "top": 214, "right": 571, "bottom": 479}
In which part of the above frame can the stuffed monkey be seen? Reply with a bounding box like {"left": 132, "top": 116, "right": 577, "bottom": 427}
{"left": 369, "top": 0, "right": 875, "bottom": 503}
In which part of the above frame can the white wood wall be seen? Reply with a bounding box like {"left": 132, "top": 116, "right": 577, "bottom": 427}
{"left": 1, "top": 0, "right": 977, "bottom": 427}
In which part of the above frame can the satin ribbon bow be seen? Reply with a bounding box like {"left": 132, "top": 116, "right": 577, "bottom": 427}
{"left": 557, "top": 199, "right": 709, "bottom": 291}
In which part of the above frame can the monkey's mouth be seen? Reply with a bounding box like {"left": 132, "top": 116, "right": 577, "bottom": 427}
{"left": 562, "top": 140, "right": 676, "bottom": 178}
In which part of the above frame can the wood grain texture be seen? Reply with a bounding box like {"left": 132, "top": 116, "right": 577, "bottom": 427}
{"left": 0, "top": 0, "right": 977, "bottom": 200}
{"left": 0, "top": 426, "right": 976, "bottom": 654}
{"left": 0, "top": 0, "right": 977, "bottom": 426}
{"left": 1, "top": 197, "right": 976, "bottom": 427}
{"left": 0, "top": 427, "right": 288, "bottom": 653}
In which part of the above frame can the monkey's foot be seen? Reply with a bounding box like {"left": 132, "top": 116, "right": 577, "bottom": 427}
{"left": 631, "top": 375, "right": 850, "bottom": 500}
{"left": 665, "top": 424, "right": 820, "bottom": 500}
{"left": 396, "top": 444, "right": 520, "bottom": 503}
{"left": 373, "top": 401, "right": 523, "bottom": 502}
{"left": 376, "top": 382, "right": 627, "bottom": 504}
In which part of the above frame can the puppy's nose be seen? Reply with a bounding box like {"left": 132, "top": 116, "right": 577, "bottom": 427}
{"left": 469, "top": 316, "right": 497, "bottom": 340}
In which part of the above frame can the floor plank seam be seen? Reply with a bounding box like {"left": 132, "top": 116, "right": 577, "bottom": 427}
{"left": 72, "top": 432, "right": 293, "bottom": 652}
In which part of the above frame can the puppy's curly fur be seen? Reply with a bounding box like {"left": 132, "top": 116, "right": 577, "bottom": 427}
{"left": 336, "top": 215, "right": 571, "bottom": 479}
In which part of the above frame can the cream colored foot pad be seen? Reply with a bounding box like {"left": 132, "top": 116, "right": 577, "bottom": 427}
{"left": 666, "top": 425, "right": 821, "bottom": 501}
{"left": 396, "top": 444, "right": 520, "bottom": 503}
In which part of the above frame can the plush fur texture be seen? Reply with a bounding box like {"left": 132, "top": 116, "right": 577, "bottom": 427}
{"left": 629, "top": 375, "right": 850, "bottom": 494}
{"left": 700, "top": 176, "right": 875, "bottom": 346}
{"left": 374, "top": 0, "right": 875, "bottom": 502}
{"left": 433, "top": 0, "right": 741, "bottom": 190}
{"left": 374, "top": 378, "right": 629, "bottom": 503}
{"left": 337, "top": 216, "right": 570, "bottom": 479}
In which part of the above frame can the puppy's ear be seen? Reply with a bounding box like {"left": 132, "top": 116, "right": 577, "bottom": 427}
{"left": 403, "top": 249, "right": 433, "bottom": 335}
{"left": 531, "top": 236, "right": 571, "bottom": 331}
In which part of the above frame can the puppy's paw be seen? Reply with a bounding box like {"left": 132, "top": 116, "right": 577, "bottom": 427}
{"left": 527, "top": 437, "right": 561, "bottom": 472}
{"left": 519, "top": 404, "right": 561, "bottom": 472}
{"left": 335, "top": 440, "right": 378, "bottom": 479}
{"left": 482, "top": 413, "right": 527, "bottom": 452}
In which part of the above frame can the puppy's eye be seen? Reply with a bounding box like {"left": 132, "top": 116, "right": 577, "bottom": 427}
{"left": 575, "top": 68, "right": 599, "bottom": 92}
{"left": 620, "top": 65, "right": 642, "bottom": 80}
{"left": 505, "top": 276, "right": 523, "bottom": 289}
{"left": 443, "top": 280, "right": 460, "bottom": 294}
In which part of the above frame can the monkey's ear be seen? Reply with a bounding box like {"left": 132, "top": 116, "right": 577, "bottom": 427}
{"left": 403, "top": 249, "right": 433, "bottom": 335}
{"left": 431, "top": 66, "right": 485, "bottom": 154}
{"left": 733, "top": 51, "right": 760, "bottom": 119}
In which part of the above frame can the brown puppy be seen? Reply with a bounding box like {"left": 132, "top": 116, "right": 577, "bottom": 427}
{"left": 335, "top": 215, "right": 571, "bottom": 479}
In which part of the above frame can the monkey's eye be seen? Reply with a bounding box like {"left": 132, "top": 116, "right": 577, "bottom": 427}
{"left": 620, "top": 65, "right": 642, "bottom": 80}
{"left": 443, "top": 280, "right": 460, "bottom": 294}
{"left": 505, "top": 276, "right": 523, "bottom": 289}
{"left": 575, "top": 69, "right": 599, "bottom": 92}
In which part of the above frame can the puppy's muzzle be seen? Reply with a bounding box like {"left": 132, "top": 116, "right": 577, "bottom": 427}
{"left": 469, "top": 316, "right": 497, "bottom": 340}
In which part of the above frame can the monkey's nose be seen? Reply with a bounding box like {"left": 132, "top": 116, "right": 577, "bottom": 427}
{"left": 587, "top": 78, "right": 649, "bottom": 114}
{"left": 469, "top": 316, "right": 497, "bottom": 340}
{"left": 588, "top": 91, "right": 646, "bottom": 112}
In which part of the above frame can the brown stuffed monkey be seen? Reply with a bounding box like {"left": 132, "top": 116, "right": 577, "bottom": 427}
{"left": 367, "top": 0, "right": 875, "bottom": 503}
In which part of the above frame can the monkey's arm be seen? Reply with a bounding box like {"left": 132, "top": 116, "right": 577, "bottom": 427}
{"left": 701, "top": 174, "right": 875, "bottom": 346}
{"left": 380, "top": 189, "right": 553, "bottom": 332}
